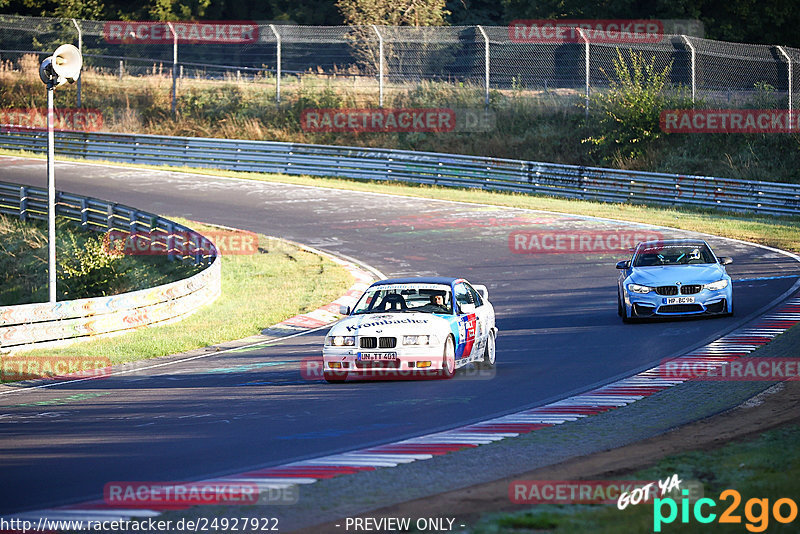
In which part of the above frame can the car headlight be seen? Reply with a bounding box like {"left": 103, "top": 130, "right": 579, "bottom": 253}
{"left": 403, "top": 335, "right": 431, "bottom": 346}
{"left": 326, "top": 335, "right": 355, "bottom": 346}
{"left": 627, "top": 283, "right": 652, "bottom": 294}
{"left": 704, "top": 279, "right": 729, "bottom": 291}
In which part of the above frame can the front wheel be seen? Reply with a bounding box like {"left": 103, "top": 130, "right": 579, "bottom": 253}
{"left": 440, "top": 336, "right": 456, "bottom": 379}
{"left": 725, "top": 299, "right": 734, "bottom": 317}
{"left": 477, "top": 330, "right": 496, "bottom": 369}
{"left": 620, "top": 294, "right": 633, "bottom": 324}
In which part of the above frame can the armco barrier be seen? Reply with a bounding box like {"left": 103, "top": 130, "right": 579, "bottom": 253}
{"left": 0, "top": 180, "right": 221, "bottom": 352}
{"left": 1, "top": 129, "right": 799, "bottom": 215}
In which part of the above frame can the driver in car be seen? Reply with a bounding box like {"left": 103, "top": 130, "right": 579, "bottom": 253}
{"left": 418, "top": 291, "right": 450, "bottom": 313}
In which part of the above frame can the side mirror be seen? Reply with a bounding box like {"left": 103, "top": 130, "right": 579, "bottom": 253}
{"left": 459, "top": 303, "right": 476, "bottom": 314}
{"left": 339, "top": 305, "right": 351, "bottom": 315}
{"left": 718, "top": 257, "right": 733, "bottom": 265}
{"left": 616, "top": 260, "right": 630, "bottom": 270}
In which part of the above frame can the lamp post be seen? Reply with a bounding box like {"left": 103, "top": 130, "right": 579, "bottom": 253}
{"left": 38, "top": 44, "right": 83, "bottom": 302}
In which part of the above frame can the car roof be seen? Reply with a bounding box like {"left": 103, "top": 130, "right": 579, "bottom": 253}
{"left": 370, "top": 276, "right": 459, "bottom": 286}
{"left": 637, "top": 239, "right": 709, "bottom": 249}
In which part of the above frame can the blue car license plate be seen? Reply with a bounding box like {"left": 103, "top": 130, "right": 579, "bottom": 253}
{"left": 663, "top": 297, "right": 695, "bottom": 304}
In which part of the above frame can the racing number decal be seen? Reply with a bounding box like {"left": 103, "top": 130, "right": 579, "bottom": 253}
{"left": 459, "top": 313, "right": 477, "bottom": 358}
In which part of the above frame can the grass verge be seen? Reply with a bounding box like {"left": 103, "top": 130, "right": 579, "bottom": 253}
{"left": 3, "top": 148, "right": 799, "bottom": 254}
{"left": 3, "top": 218, "right": 353, "bottom": 371}
{"left": 472, "top": 423, "right": 800, "bottom": 533}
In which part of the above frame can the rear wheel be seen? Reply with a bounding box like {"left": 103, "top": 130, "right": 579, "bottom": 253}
{"left": 440, "top": 336, "right": 456, "bottom": 379}
{"left": 477, "top": 330, "right": 496, "bottom": 369}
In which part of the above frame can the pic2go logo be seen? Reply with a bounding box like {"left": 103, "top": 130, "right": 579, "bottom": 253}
{"left": 653, "top": 489, "right": 798, "bottom": 532}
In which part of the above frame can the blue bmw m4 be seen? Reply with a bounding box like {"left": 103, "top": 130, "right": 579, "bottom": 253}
{"left": 616, "top": 239, "right": 733, "bottom": 322}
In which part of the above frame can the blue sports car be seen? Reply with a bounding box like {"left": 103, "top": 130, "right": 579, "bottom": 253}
{"left": 616, "top": 239, "right": 733, "bottom": 322}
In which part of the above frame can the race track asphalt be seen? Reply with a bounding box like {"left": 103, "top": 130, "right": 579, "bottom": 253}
{"left": 1, "top": 157, "right": 798, "bottom": 514}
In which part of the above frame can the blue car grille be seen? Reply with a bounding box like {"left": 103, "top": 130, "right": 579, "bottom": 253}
{"left": 656, "top": 286, "right": 678, "bottom": 295}
{"left": 655, "top": 285, "right": 703, "bottom": 295}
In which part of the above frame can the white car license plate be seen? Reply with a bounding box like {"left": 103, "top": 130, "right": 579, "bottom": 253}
{"left": 358, "top": 352, "right": 397, "bottom": 361}
{"left": 663, "top": 297, "right": 695, "bottom": 304}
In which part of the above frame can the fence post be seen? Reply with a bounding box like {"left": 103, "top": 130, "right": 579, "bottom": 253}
{"left": 71, "top": 19, "right": 82, "bottom": 108}
{"left": 372, "top": 25, "right": 384, "bottom": 107}
{"left": 107, "top": 203, "right": 116, "bottom": 230}
{"left": 477, "top": 25, "right": 490, "bottom": 108}
{"left": 167, "top": 22, "right": 178, "bottom": 117}
{"left": 166, "top": 222, "right": 175, "bottom": 261}
{"left": 577, "top": 28, "right": 589, "bottom": 117}
{"left": 681, "top": 35, "right": 696, "bottom": 106}
{"left": 80, "top": 198, "right": 89, "bottom": 228}
{"left": 119, "top": 59, "right": 124, "bottom": 80}
{"left": 777, "top": 46, "right": 792, "bottom": 130}
{"left": 19, "top": 186, "right": 28, "bottom": 222}
{"left": 269, "top": 24, "right": 282, "bottom": 104}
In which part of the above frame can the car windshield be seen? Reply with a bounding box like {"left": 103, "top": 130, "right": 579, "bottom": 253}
{"left": 633, "top": 243, "right": 715, "bottom": 267}
{"left": 352, "top": 283, "right": 453, "bottom": 314}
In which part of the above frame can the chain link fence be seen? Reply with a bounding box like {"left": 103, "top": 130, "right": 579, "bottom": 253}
{"left": 1, "top": 14, "right": 797, "bottom": 113}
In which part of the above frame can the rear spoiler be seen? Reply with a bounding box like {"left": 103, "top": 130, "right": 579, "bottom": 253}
{"left": 473, "top": 284, "right": 489, "bottom": 301}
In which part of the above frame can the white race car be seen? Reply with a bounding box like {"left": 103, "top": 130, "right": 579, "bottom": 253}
{"left": 322, "top": 277, "right": 497, "bottom": 382}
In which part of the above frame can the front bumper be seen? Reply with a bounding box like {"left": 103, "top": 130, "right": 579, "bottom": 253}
{"left": 323, "top": 344, "right": 445, "bottom": 377}
{"left": 625, "top": 287, "right": 732, "bottom": 317}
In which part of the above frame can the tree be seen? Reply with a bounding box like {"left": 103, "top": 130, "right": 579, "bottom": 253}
{"left": 52, "top": 0, "right": 105, "bottom": 20}
{"left": 446, "top": 0, "right": 504, "bottom": 25}
{"left": 337, "top": 0, "right": 450, "bottom": 26}
{"left": 147, "top": 0, "right": 211, "bottom": 21}
{"left": 335, "top": 0, "right": 452, "bottom": 83}
{"left": 583, "top": 49, "right": 683, "bottom": 163}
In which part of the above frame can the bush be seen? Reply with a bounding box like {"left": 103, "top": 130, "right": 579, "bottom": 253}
{"left": 584, "top": 49, "right": 689, "bottom": 162}
{"left": 57, "top": 225, "right": 126, "bottom": 298}
{"left": 0, "top": 215, "right": 201, "bottom": 305}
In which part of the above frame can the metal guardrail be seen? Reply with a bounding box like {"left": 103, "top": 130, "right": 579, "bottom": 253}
{"left": 1, "top": 129, "right": 799, "bottom": 215}
{"left": 0, "top": 180, "right": 221, "bottom": 351}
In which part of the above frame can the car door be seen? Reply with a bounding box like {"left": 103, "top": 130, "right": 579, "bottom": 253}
{"left": 453, "top": 282, "right": 480, "bottom": 360}
{"left": 465, "top": 282, "right": 489, "bottom": 357}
